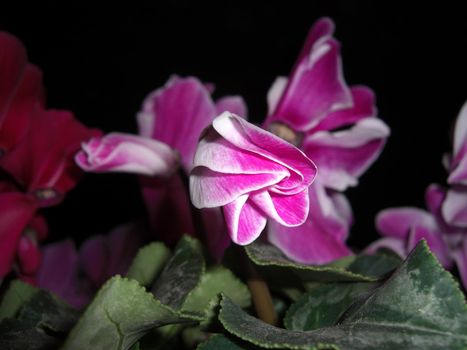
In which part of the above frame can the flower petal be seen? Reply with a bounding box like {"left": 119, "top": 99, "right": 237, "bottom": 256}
{"left": 216, "top": 96, "right": 248, "bottom": 118}
{"left": 249, "top": 189, "right": 309, "bottom": 227}
{"left": 442, "top": 187, "right": 467, "bottom": 227}
{"left": 223, "top": 195, "right": 267, "bottom": 245}
{"left": 0, "top": 192, "right": 36, "bottom": 278}
{"left": 141, "top": 174, "right": 196, "bottom": 245}
{"left": 364, "top": 237, "right": 407, "bottom": 257}
{"left": 264, "top": 19, "right": 352, "bottom": 131}
{"left": 76, "top": 132, "right": 178, "bottom": 176}
{"left": 376, "top": 207, "right": 436, "bottom": 239}
{"left": 79, "top": 235, "right": 108, "bottom": 286}
{"left": 201, "top": 207, "right": 231, "bottom": 261}
{"left": 17, "top": 234, "right": 41, "bottom": 275}
{"left": 452, "top": 238, "right": 467, "bottom": 290}
{"left": 266, "top": 76, "right": 288, "bottom": 115}
{"left": 312, "top": 86, "right": 377, "bottom": 132}
{"left": 212, "top": 112, "right": 317, "bottom": 186}
{"left": 303, "top": 118, "right": 390, "bottom": 190}
{"left": 190, "top": 166, "right": 284, "bottom": 208}
{"left": 137, "top": 76, "right": 217, "bottom": 171}
{"left": 268, "top": 218, "right": 351, "bottom": 265}
{"left": 407, "top": 226, "right": 452, "bottom": 268}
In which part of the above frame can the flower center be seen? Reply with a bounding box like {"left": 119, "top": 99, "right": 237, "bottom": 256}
{"left": 268, "top": 122, "right": 303, "bottom": 147}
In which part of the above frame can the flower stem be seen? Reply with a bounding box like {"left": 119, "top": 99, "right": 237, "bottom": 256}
{"left": 238, "top": 247, "right": 277, "bottom": 325}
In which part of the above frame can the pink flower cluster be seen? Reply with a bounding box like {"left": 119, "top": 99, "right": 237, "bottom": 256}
{"left": 368, "top": 101, "right": 467, "bottom": 288}
{"left": 1, "top": 17, "right": 391, "bottom": 294}
{"left": 0, "top": 33, "right": 99, "bottom": 282}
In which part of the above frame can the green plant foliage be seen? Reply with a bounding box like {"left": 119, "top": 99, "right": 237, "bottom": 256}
{"left": 62, "top": 276, "right": 195, "bottom": 350}
{"left": 182, "top": 266, "right": 251, "bottom": 321}
{"left": 219, "top": 241, "right": 467, "bottom": 349}
{"left": 127, "top": 242, "right": 171, "bottom": 287}
{"left": 245, "top": 241, "right": 375, "bottom": 283}
{"left": 0, "top": 280, "right": 38, "bottom": 320}
{"left": 0, "top": 288, "right": 79, "bottom": 350}
{"left": 152, "top": 236, "right": 205, "bottom": 310}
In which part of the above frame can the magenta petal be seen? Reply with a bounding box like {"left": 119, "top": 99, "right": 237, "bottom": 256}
{"left": 453, "top": 238, "right": 467, "bottom": 290}
{"left": 451, "top": 101, "right": 467, "bottom": 167}
{"left": 0, "top": 32, "right": 27, "bottom": 121}
{"left": 442, "top": 187, "right": 467, "bottom": 227}
{"left": 425, "top": 183, "right": 446, "bottom": 215}
{"left": 223, "top": 195, "right": 267, "bottom": 245}
{"left": 250, "top": 189, "right": 309, "bottom": 227}
{"left": 137, "top": 76, "right": 217, "bottom": 171}
{"left": 141, "top": 174, "right": 196, "bottom": 245}
{"left": 212, "top": 112, "right": 317, "bottom": 186}
{"left": 0, "top": 192, "right": 36, "bottom": 278}
{"left": 17, "top": 234, "right": 41, "bottom": 275}
{"left": 37, "top": 240, "right": 93, "bottom": 308}
{"left": 79, "top": 235, "right": 108, "bottom": 286}
{"left": 268, "top": 218, "right": 351, "bottom": 265}
{"left": 76, "top": 132, "right": 178, "bottom": 176}
{"left": 190, "top": 166, "right": 285, "bottom": 208}
{"left": 303, "top": 118, "right": 389, "bottom": 191}
{"left": 216, "top": 96, "right": 248, "bottom": 118}
{"left": 201, "top": 207, "right": 231, "bottom": 261}
{"left": 448, "top": 157, "right": 467, "bottom": 185}
{"left": 376, "top": 207, "right": 436, "bottom": 239}
{"left": 265, "top": 35, "right": 352, "bottom": 131}
{"left": 364, "top": 237, "right": 407, "bottom": 257}
{"left": 194, "top": 131, "right": 289, "bottom": 175}
{"left": 313, "top": 86, "right": 377, "bottom": 132}
{"left": 407, "top": 226, "right": 452, "bottom": 268}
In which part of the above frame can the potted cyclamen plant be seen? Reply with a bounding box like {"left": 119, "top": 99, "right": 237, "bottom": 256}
{"left": 1, "top": 17, "right": 466, "bottom": 350}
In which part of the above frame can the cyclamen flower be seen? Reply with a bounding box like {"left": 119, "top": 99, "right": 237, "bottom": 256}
{"left": 76, "top": 132, "right": 178, "bottom": 177}
{"left": 137, "top": 76, "right": 246, "bottom": 250}
{"left": 190, "top": 112, "right": 317, "bottom": 245}
{"left": 262, "top": 17, "right": 389, "bottom": 263}
{"left": 367, "top": 184, "right": 455, "bottom": 269}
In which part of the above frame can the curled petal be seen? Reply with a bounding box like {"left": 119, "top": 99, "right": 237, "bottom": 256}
{"left": 190, "top": 166, "right": 284, "bottom": 208}
{"left": 250, "top": 189, "right": 309, "bottom": 227}
{"left": 76, "top": 132, "right": 178, "bottom": 177}
{"left": 303, "top": 118, "right": 390, "bottom": 191}
{"left": 376, "top": 207, "right": 436, "bottom": 239}
{"left": 442, "top": 187, "right": 467, "bottom": 227}
{"left": 223, "top": 195, "right": 267, "bottom": 245}
{"left": 212, "top": 112, "right": 317, "bottom": 186}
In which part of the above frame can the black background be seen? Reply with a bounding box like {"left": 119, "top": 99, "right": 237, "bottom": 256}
{"left": 2, "top": 1, "right": 467, "bottom": 249}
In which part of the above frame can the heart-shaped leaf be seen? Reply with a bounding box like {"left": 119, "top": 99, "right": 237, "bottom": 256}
{"left": 219, "top": 241, "right": 467, "bottom": 349}
{"left": 62, "top": 276, "right": 195, "bottom": 350}
{"left": 127, "top": 242, "right": 171, "bottom": 287}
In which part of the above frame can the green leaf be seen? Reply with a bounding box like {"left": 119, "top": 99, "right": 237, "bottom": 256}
{"left": 347, "top": 254, "right": 401, "bottom": 279}
{"left": 0, "top": 289, "right": 80, "bottom": 350}
{"left": 62, "top": 276, "right": 194, "bottom": 350}
{"left": 182, "top": 266, "right": 251, "bottom": 321}
{"left": 0, "top": 280, "right": 38, "bottom": 320}
{"left": 152, "top": 236, "right": 205, "bottom": 310}
{"left": 219, "top": 241, "right": 467, "bottom": 349}
{"left": 284, "top": 282, "right": 378, "bottom": 331}
{"left": 197, "top": 334, "right": 253, "bottom": 350}
{"left": 127, "top": 242, "right": 171, "bottom": 286}
{"left": 245, "top": 241, "right": 374, "bottom": 283}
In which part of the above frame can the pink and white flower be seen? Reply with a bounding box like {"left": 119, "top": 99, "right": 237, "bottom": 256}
{"left": 262, "top": 18, "right": 389, "bottom": 263}
{"left": 76, "top": 132, "right": 178, "bottom": 177}
{"left": 190, "top": 112, "right": 317, "bottom": 245}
